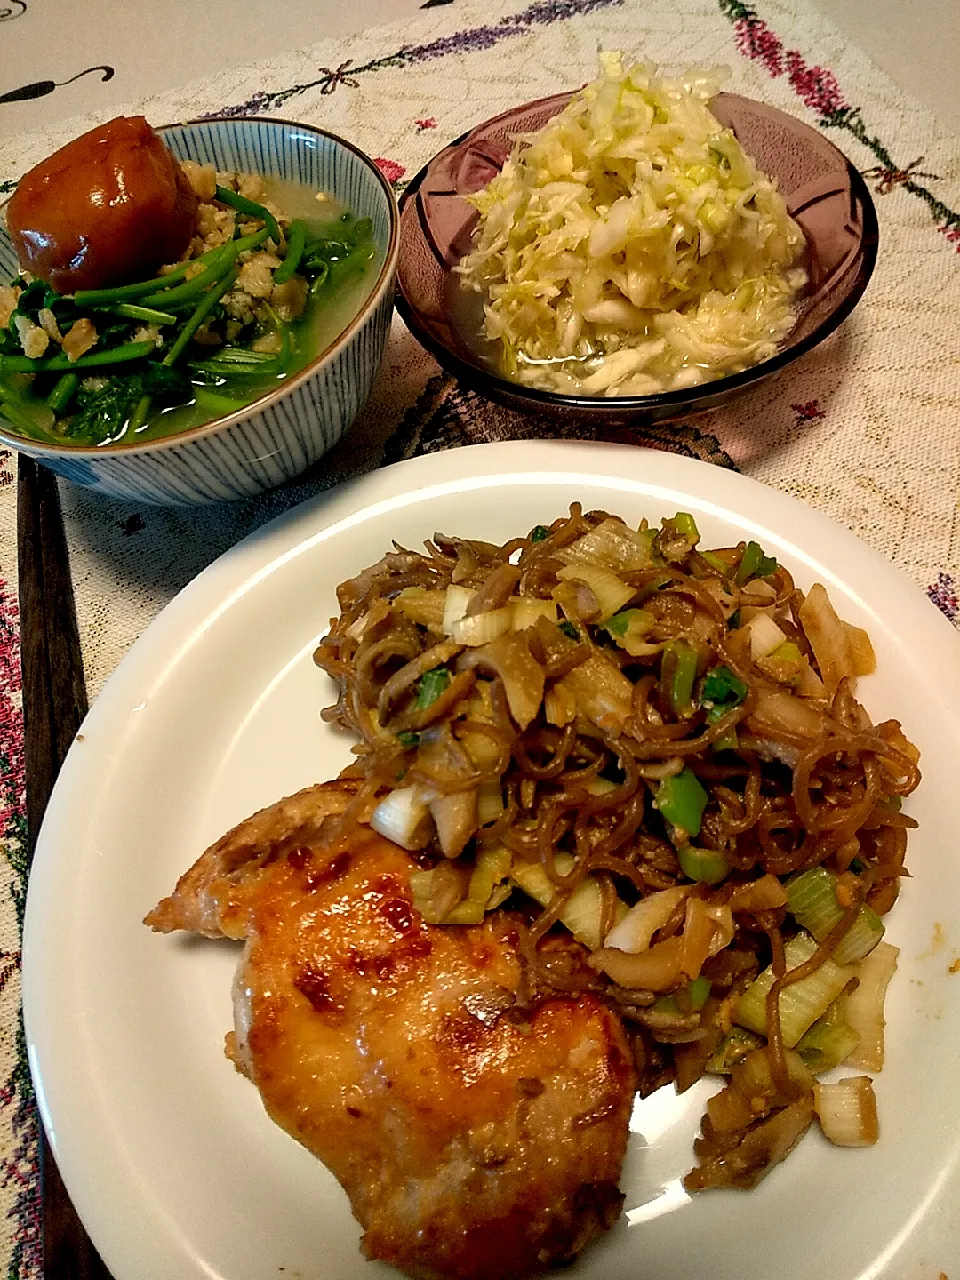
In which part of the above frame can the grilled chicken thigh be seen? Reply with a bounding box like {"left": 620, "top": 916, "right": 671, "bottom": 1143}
{"left": 146, "top": 782, "right": 636, "bottom": 1280}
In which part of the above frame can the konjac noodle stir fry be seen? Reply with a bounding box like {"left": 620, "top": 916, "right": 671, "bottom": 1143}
{"left": 314, "top": 506, "right": 920, "bottom": 1188}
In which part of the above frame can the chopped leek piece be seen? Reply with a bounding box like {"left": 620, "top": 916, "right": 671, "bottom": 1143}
{"left": 410, "top": 862, "right": 469, "bottom": 923}
{"left": 698, "top": 548, "right": 728, "bottom": 574}
{"left": 556, "top": 562, "right": 634, "bottom": 618}
{"left": 757, "top": 639, "right": 804, "bottom": 685}
{"left": 814, "top": 1076, "right": 879, "bottom": 1147}
{"left": 446, "top": 843, "right": 514, "bottom": 924}
{"left": 735, "top": 930, "right": 857, "bottom": 1047}
{"left": 415, "top": 666, "right": 452, "bottom": 710}
{"left": 786, "top": 867, "right": 884, "bottom": 965}
{"left": 371, "top": 786, "right": 433, "bottom": 850}
{"left": 656, "top": 767, "right": 708, "bottom": 838}
{"left": 844, "top": 940, "right": 898, "bottom": 1071}
{"left": 511, "top": 854, "right": 624, "bottom": 951}
{"left": 442, "top": 584, "right": 474, "bottom": 634}
{"left": 671, "top": 512, "right": 700, "bottom": 543}
{"left": 744, "top": 611, "right": 787, "bottom": 660}
{"left": 677, "top": 844, "right": 729, "bottom": 885}
{"left": 796, "top": 1010, "right": 860, "bottom": 1074}
{"left": 604, "top": 883, "right": 691, "bottom": 953}
{"left": 603, "top": 607, "right": 656, "bottom": 655}
{"left": 705, "top": 1026, "right": 765, "bottom": 1073}
{"left": 442, "top": 898, "right": 485, "bottom": 925}
{"left": 658, "top": 512, "right": 700, "bottom": 561}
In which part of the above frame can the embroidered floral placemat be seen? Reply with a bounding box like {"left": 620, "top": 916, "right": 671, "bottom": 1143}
{"left": 0, "top": 0, "right": 959, "bottom": 1272}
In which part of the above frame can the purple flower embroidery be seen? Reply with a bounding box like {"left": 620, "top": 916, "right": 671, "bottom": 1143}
{"left": 927, "top": 572, "right": 959, "bottom": 624}
{"left": 374, "top": 157, "right": 407, "bottom": 185}
{"left": 784, "top": 50, "right": 847, "bottom": 118}
{"left": 733, "top": 18, "right": 783, "bottom": 77}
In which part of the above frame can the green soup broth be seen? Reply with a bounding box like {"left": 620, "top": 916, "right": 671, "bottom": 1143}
{"left": 0, "top": 178, "right": 382, "bottom": 449}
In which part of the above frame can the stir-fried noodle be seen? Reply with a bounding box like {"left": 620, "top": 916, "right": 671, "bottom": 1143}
{"left": 315, "top": 505, "right": 920, "bottom": 1186}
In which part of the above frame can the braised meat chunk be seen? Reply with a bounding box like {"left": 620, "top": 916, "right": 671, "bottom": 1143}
{"left": 146, "top": 782, "right": 636, "bottom": 1280}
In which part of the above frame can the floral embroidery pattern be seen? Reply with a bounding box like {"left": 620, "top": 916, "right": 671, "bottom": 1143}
{"left": 374, "top": 157, "right": 407, "bottom": 186}
{"left": 791, "top": 399, "right": 826, "bottom": 427}
{"left": 927, "top": 573, "right": 959, "bottom": 625}
{"left": 204, "top": 0, "right": 622, "bottom": 117}
{"left": 720, "top": 0, "right": 960, "bottom": 246}
{"left": 0, "top": 578, "right": 40, "bottom": 1279}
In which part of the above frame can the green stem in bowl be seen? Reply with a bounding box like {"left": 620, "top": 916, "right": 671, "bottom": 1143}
{"left": 163, "top": 268, "right": 239, "bottom": 367}
{"left": 47, "top": 371, "right": 79, "bottom": 412}
{"left": 214, "top": 185, "right": 281, "bottom": 246}
{"left": 273, "top": 219, "right": 307, "bottom": 285}
{"left": 0, "top": 340, "right": 157, "bottom": 373}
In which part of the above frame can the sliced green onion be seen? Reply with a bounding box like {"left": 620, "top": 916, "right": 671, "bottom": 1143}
{"left": 214, "top": 184, "right": 281, "bottom": 245}
{"left": 787, "top": 867, "right": 884, "bottom": 965}
{"left": 656, "top": 767, "right": 708, "bottom": 838}
{"left": 701, "top": 665, "right": 748, "bottom": 707}
{"left": 814, "top": 1076, "right": 878, "bottom": 1147}
{"left": 735, "top": 539, "right": 778, "bottom": 585}
{"left": 272, "top": 218, "right": 307, "bottom": 285}
{"left": 677, "top": 844, "right": 729, "bottom": 885}
{"left": 662, "top": 638, "right": 699, "bottom": 717}
{"left": 796, "top": 1011, "right": 860, "bottom": 1074}
{"left": 735, "top": 930, "right": 856, "bottom": 1048}
{"left": 530, "top": 524, "right": 550, "bottom": 542}
{"left": 511, "top": 854, "right": 619, "bottom": 952}
{"left": 415, "top": 666, "right": 452, "bottom": 710}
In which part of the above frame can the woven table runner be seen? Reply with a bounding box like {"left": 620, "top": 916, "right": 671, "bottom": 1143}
{"left": 1, "top": 0, "right": 959, "bottom": 1271}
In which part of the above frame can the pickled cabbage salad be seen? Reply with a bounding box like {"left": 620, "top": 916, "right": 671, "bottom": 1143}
{"left": 457, "top": 54, "right": 807, "bottom": 398}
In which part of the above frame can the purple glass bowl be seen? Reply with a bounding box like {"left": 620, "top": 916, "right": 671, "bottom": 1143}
{"left": 396, "top": 91, "right": 878, "bottom": 424}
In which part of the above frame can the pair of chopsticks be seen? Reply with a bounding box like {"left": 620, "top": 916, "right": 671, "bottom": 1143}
{"left": 17, "top": 456, "right": 113, "bottom": 1279}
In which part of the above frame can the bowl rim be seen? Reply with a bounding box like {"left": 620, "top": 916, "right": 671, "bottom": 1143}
{"left": 395, "top": 89, "right": 879, "bottom": 414}
{"left": 0, "top": 116, "right": 400, "bottom": 458}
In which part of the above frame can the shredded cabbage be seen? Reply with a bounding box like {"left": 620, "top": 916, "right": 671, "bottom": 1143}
{"left": 457, "top": 53, "right": 807, "bottom": 397}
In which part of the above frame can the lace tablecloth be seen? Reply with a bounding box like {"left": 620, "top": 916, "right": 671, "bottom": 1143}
{"left": 1, "top": 0, "right": 959, "bottom": 1272}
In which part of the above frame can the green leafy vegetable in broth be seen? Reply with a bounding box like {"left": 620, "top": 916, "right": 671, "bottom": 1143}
{"left": 0, "top": 164, "right": 379, "bottom": 447}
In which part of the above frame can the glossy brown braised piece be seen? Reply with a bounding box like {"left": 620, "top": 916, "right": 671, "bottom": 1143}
{"left": 7, "top": 115, "right": 197, "bottom": 293}
{"left": 146, "top": 781, "right": 637, "bottom": 1280}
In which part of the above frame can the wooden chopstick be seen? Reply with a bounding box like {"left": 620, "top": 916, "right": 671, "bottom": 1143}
{"left": 17, "top": 456, "right": 113, "bottom": 1280}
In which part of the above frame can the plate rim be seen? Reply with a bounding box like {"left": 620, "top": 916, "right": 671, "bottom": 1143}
{"left": 21, "top": 440, "right": 960, "bottom": 1278}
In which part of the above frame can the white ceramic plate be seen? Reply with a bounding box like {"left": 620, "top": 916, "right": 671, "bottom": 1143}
{"left": 23, "top": 441, "right": 960, "bottom": 1280}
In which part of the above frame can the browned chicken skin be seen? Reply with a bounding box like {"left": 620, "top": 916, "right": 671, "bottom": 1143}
{"left": 146, "top": 782, "right": 637, "bottom": 1280}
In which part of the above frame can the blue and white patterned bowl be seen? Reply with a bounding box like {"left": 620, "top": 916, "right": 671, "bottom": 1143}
{"left": 0, "top": 117, "right": 399, "bottom": 505}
